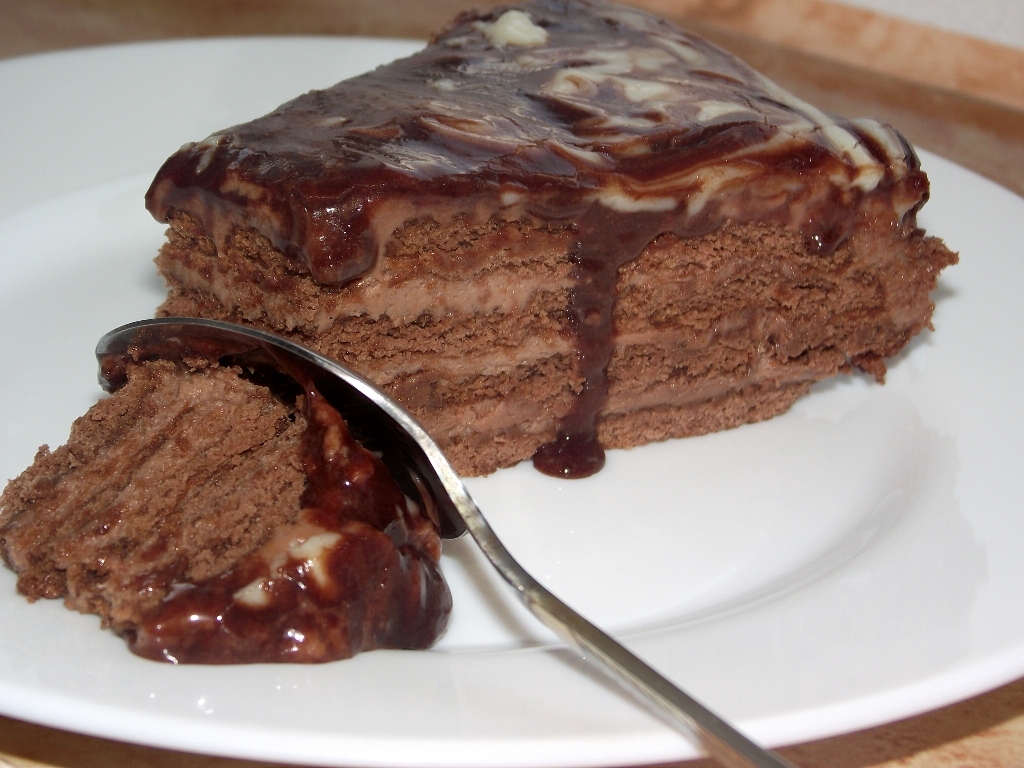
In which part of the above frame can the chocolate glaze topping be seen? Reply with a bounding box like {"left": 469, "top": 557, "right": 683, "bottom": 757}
{"left": 147, "top": 0, "right": 930, "bottom": 477}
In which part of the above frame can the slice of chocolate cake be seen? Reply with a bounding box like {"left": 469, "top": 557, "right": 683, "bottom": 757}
{"left": 148, "top": 0, "right": 957, "bottom": 478}
{"left": 0, "top": 359, "right": 451, "bottom": 663}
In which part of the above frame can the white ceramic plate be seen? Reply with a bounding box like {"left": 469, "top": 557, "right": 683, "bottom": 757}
{"left": 1, "top": 37, "right": 1023, "bottom": 768}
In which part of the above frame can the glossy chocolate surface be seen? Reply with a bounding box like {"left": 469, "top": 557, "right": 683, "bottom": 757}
{"left": 147, "top": 0, "right": 930, "bottom": 476}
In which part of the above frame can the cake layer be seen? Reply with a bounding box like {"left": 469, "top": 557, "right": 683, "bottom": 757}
{"left": 157, "top": 208, "right": 955, "bottom": 476}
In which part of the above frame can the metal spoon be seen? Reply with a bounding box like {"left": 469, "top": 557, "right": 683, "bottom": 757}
{"left": 97, "top": 317, "right": 797, "bottom": 768}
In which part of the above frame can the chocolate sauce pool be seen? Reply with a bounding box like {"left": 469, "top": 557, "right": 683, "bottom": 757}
{"left": 146, "top": 0, "right": 927, "bottom": 478}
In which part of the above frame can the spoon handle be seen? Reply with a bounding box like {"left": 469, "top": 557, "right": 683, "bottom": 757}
{"left": 458, "top": 496, "right": 797, "bottom": 768}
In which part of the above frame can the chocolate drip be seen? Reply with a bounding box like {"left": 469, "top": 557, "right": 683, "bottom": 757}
{"left": 533, "top": 205, "right": 669, "bottom": 476}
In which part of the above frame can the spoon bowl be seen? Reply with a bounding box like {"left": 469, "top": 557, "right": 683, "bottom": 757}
{"left": 97, "top": 317, "right": 468, "bottom": 539}
{"left": 97, "top": 317, "right": 797, "bottom": 768}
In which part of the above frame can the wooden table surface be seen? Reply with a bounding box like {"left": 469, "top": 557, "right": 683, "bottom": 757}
{"left": 1, "top": 1, "right": 1023, "bottom": 766}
